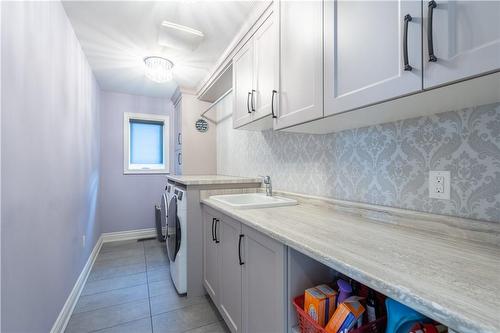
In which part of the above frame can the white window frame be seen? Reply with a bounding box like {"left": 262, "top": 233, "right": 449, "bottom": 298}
{"left": 123, "top": 112, "right": 170, "bottom": 175}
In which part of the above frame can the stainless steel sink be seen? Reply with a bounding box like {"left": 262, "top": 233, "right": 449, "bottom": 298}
{"left": 209, "top": 193, "right": 297, "bottom": 209}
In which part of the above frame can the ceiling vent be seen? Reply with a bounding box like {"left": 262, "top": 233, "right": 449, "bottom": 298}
{"left": 158, "top": 20, "right": 204, "bottom": 51}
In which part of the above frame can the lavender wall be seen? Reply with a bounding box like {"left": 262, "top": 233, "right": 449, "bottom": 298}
{"left": 99, "top": 91, "right": 173, "bottom": 233}
{"left": 1, "top": 2, "right": 101, "bottom": 332}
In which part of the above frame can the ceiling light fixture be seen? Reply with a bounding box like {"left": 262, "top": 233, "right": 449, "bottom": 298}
{"left": 161, "top": 20, "right": 204, "bottom": 37}
{"left": 143, "top": 56, "right": 174, "bottom": 83}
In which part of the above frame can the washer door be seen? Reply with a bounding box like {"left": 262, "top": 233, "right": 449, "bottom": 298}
{"left": 160, "top": 193, "right": 168, "bottom": 238}
{"left": 166, "top": 196, "right": 181, "bottom": 262}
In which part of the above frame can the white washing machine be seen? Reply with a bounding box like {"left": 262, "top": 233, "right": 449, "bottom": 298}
{"left": 159, "top": 183, "right": 174, "bottom": 240}
{"left": 166, "top": 186, "right": 187, "bottom": 294}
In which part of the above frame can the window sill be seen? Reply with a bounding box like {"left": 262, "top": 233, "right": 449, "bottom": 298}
{"left": 123, "top": 170, "right": 170, "bottom": 175}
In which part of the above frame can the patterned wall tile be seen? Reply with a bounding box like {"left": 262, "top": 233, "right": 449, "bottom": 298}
{"left": 216, "top": 95, "right": 500, "bottom": 223}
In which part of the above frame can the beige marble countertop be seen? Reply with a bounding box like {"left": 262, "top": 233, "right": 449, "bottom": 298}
{"left": 166, "top": 175, "right": 262, "bottom": 186}
{"left": 201, "top": 194, "right": 500, "bottom": 333}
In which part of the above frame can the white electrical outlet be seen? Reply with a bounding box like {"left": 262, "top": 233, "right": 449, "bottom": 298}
{"left": 429, "top": 171, "right": 451, "bottom": 200}
{"left": 82, "top": 234, "right": 86, "bottom": 247}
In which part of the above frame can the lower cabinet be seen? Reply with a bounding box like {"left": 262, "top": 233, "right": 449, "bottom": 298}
{"left": 202, "top": 206, "right": 286, "bottom": 333}
{"left": 218, "top": 216, "right": 243, "bottom": 332}
{"left": 241, "top": 224, "right": 286, "bottom": 333}
{"left": 203, "top": 212, "right": 219, "bottom": 302}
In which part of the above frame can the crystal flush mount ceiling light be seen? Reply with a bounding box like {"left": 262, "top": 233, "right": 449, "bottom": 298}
{"left": 144, "top": 56, "right": 174, "bottom": 83}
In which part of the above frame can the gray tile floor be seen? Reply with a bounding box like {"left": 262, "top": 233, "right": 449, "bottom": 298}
{"left": 66, "top": 239, "right": 229, "bottom": 333}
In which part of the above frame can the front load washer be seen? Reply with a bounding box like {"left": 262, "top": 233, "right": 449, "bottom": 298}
{"left": 159, "top": 183, "right": 174, "bottom": 240}
{"left": 166, "top": 186, "right": 187, "bottom": 294}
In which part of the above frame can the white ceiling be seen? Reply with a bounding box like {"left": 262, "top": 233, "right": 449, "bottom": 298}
{"left": 62, "top": 1, "right": 257, "bottom": 99}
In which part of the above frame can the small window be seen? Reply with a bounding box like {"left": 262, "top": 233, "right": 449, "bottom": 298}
{"left": 124, "top": 112, "right": 169, "bottom": 174}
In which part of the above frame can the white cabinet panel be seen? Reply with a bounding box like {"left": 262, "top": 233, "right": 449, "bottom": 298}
{"left": 218, "top": 217, "right": 242, "bottom": 333}
{"left": 423, "top": 0, "right": 500, "bottom": 88}
{"left": 174, "top": 149, "right": 182, "bottom": 175}
{"left": 275, "top": 0, "right": 323, "bottom": 129}
{"left": 233, "top": 42, "right": 254, "bottom": 129}
{"left": 253, "top": 15, "right": 277, "bottom": 121}
{"left": 324, "top": 0, "right": 422, "bottom": 116}
{"left": 202, "top": 208, "right": 287, "bottom": 333}
{"left": 203, "top": 213, "right": 219, "bottom": 303}
{"left": 174, "top": 99, "right": 182, "bottom": 151}
{"left": 241, "top": 225, "right": 286, "bottom": 333}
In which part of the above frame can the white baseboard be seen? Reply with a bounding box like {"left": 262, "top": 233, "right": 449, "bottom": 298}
{"left": 50, "top": 227, "right": 157, "bottom": 333}
{"left": 101, "top": 228, "right": 157, "bottom": 243}
{"left": 50, "top": 235, "right": 103, "bottom": 333}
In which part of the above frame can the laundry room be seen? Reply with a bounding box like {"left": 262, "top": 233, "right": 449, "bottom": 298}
{"left": 1, "top": 1, "right": 499, "bottom": 333}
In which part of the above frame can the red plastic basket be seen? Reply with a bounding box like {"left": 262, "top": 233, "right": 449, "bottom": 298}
{"left": 293, "top": 295, "right": 387, "bottom": 333}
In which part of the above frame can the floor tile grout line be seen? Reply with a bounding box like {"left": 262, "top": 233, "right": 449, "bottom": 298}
{"left": 178, "top": 319, "right": 221, "bottom": 333}
{"left": 72, "top": 296, "right": 151, "bottom": 316}
{"left": 97, "top": 250, "right": 144, "bottom": 256}
{"left": 79, "top": 281, "right": 149, "bottom": 298}
{"left": 144, "top": 242, "right": 155, "bottom": 333}
{"left": 150, "top": 299, "right": 210, "bottom": 318}
{"left": 84, "top": 271, "right": 147, "bottom": 287}
{"left": 94, "top": 254, "right": 147, "bottom": 265}
{"left": 87, "top": 315, "right": 151, "bottom": 333}
{"left": 91, "top": 257, "right": 147, "bottom": 272}
{"left": 88, "top": 267, "right": 148, "bottom": 282}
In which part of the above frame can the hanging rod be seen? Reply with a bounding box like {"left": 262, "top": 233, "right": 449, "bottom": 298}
{"left": 200, "top": 88, "right": 233, "bottom": 124}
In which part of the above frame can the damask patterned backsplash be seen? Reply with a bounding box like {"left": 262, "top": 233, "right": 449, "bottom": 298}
{"left": 216, "top": 96, "right": 500, "bottom": 223}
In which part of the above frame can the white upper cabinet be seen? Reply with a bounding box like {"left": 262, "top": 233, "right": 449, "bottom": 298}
{"left": 423, "top": 0, "right": 500, "bottom": 89}
{"left": 253, "top": 16, "right": 277, "bottom": 122}
{"left": 233, "top": 13, "right": 277, "bottom": 130}
{"left": 224, "top": 0, "right": 499, "bottom": 134}
{"left": 233, "top": 41, "right": 255, "bottom": 129}
{"left": 175, "top": 99, "right": 182, "bottom": 150}
{"left": 324, "top": 0, "right": 422, "bottom": 116}
{"left": 274, "top": 0, "right": 324, "bottom": 130}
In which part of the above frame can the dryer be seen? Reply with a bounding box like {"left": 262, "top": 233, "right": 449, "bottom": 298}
{"left": 166, "top": 186, "right": 187, "bottom": 294}
{"left": 159, "top": 183, "right": 174, "bottom": 240}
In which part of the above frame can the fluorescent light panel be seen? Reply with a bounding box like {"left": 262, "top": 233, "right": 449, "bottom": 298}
{"left": 161, "top": 20, "right": 204, "bottom": 37}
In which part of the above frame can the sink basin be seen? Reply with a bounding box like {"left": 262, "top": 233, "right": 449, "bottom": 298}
{"left": 210, "top": 193, "right": 297, "bottom": 209}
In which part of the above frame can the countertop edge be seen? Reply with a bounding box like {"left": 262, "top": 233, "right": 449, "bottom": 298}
{"left": 167, "top": 175, "right": 262, "bottom": 186}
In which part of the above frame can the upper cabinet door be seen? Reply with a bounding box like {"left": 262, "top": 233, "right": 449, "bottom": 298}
{"left": 423, "top": 1, "right": 500, "bottom": 89}
{"left": 275, "top": 0, "right": 323, "bottom": 130}
{"left": 174, "top": 99, "right": 182, "bottom": 151}
{"left": 324, "top": 0, "right": 422, "bottom": 116}
{"left": 233, "top": 42, "right": 255, "bottom": 129}
{"left": 253, "top": 15, "right": 277, "bottom": 122}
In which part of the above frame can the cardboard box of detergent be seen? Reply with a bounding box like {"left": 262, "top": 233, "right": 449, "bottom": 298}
{"left": 315, "top": 284, "right": 338, "bottom": 320}
{"left": 304, "top": 287, "right": 336, "bottom": 327}
{"left": 325, "top": 296, "right": 365, "bottom": 333}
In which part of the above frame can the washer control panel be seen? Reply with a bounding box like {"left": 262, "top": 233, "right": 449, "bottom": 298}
{"left": 174, "top": 189, "right": 184, "bottom": 201}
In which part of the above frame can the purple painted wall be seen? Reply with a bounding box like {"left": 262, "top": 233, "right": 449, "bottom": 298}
{"left": 99, "top": 91, "right": 173, "bottom": 233}
{"left": 1, "top": 2, "right": 101, "bottom": 332}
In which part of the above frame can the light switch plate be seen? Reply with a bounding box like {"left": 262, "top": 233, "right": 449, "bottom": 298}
{"left": 429, "top": 171, "right": 451, "bottom": 200}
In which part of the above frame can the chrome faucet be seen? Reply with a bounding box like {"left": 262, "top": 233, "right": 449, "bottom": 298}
{"left": 260, "top": 175, "right": 272, "bottom": 196}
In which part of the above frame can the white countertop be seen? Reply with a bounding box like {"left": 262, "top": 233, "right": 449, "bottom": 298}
{"left": 201, "top": 194, "right": 500, "bottom": 333}
{"left": 167, "top": 175, "right": 262, "bottom": 186}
